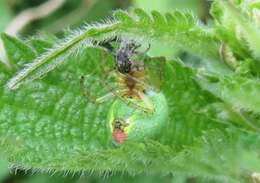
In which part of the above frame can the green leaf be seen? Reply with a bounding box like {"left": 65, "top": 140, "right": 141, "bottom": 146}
{"left": 1, "top": 33, "right": 36, "bottom": 69}
{"left": 173, "top": 129, "right": 260, "bottom": 183}
{"left": 0, "top": 45, "right": 225, "bottom": 174}
{"left": 212, "top": 1, "right": 260, "bottom": 60}
{"left": 6, "top": 9, "right": 228, "bottom": 90}
{"left": 197, "top": 73, "right": 260, "bottom": 115}
{"left": 134, "top": 9, "right": 152, "bottom": 25}
{"left": 27, "top": 37, "right": 54, "bottom": 55}
{"left": 161, "top": 61, "right": 225, "bottom": 149}
{"left": 115, "top": 10, "right": 220, "bottom": 60}
{"left": 0, "top": 47, "right": 113, "bottom": 172}
{"left": 113, "top": 10, "right": 135, "bottom": 25}
{"left": 0, "top": 61, "right": 11, "bottom": 74}
{"left": 5, "top": 23, "right": 117, "bottom": 90}
{"left": 1, "top": 6, "right": 259, "bottom": 181}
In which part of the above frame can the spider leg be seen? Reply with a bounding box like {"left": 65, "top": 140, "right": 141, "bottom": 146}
{"left": 81, "top": 73, "right": 154, "bottom": 113}
{"left": 96, "top": 90, "right": 119, "bottom": 103}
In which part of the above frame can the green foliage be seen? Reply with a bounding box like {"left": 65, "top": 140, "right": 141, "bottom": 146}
{"left": 6, "top": 9, "right": 222, "bottom": 90}
{"left": 1, "top": 33, "right": 36, "bottom": 69}
{"left": 211, "top": 0, "right": 260, "bottom": 60}
{"left": 1, "top": 1, "right": 260, "bottom": 182}
{"left": 198, "top": 74, "right": 260, "bottom": 114}
{"left": 114, "top": 9, "right": 219, "bottom": 60}
{"left": 0, "top": 39, "right": 223, "bottom": 174}
{"left": 172, "top": 129, "right": 260, "bottom": 183}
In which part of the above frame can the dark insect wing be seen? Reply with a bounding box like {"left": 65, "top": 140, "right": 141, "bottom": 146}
{"left": 115, "top": 39, "right": 141, "bottom": 74}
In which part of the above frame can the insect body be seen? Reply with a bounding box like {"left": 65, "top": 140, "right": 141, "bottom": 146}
{"left": 115, "top": 40, "right": 141, "bottom": 74}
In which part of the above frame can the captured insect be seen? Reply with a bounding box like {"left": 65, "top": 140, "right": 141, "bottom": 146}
{"left": 80, "top": 38, "right": 165, "bottom": 113}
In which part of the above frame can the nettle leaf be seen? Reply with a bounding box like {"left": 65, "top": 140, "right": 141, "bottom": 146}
{"left": 5, "top": 24, "right": 118, "bottom": 90}
{"left": 174, "top": 129, "right": 260, "bottom": 183}
{"left": 27, "top": 37, "right": 54, "bottom": 55}
{"left": 198, "top": 73, "right": 260, "bottom": 120}
{"left": 210, "top": 2, "right": 250, "bottom": 61}
{"left": 1, "top": 33, "right": 36, "bottom": 69}
{"left": 0, "top": 61, "right": 11, "bottom": 75}
{"left": 1, "top": 6, "right": 259, "bottom": 181}
{"left": 114, "top": 9, "right": 220, "bottom": 60}
{"left": 212, "top": 1, "right": 260, "bottom": 60}
{"left": 0, "top": 47, "right": 113, "bottom": 172}
{"left": 0, "top": 42, "right": 226, "bottom": 175}
{"left": 6, "top": 9, "right": 226, "bottom": 90}
{"left": 161, "top": 61, "right": 225, "bottom": 149}
{"left": 214, "top": 26, "right": 250, "bottom": 60}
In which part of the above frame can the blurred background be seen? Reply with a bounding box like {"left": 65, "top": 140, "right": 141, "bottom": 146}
{"left": 0, "top": 0, "right": 210, "bottom": 182}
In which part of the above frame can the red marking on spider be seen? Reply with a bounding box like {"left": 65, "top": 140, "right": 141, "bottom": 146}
{"left": 113, "top": 130, "right": 127, "bottom": 144}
